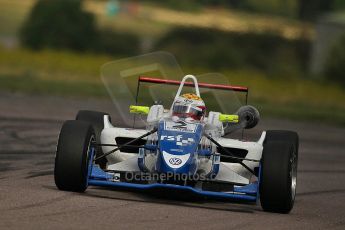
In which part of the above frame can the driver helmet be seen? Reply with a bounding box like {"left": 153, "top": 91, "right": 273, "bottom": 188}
{"left": 172, "top": 93, "right": 206, "bottom": 121}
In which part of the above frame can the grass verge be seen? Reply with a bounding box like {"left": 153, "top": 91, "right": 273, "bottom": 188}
{"left": 0, "top": 47, "right": 344, "bottom": 125}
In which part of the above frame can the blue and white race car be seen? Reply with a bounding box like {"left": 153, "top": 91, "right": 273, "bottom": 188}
{"left": 54, "top": 74, "right": 299, "bottom": 214}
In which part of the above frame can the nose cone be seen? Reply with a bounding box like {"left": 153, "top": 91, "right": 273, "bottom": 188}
{"left": 156, "top": 134, "right": 199, "bottom": 174}
{"left": 156, "top": 120, "right": 202, "bottom": 174}
{"left": 162, "top": 151, "right": 190, "bottom": 169}
{"left": 156, "top": 150, "right": 197, "bottom": 174}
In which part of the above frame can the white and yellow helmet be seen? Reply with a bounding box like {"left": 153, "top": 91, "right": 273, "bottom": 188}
{"left": 172, "top": 93, "right": 206, "bottom": 121}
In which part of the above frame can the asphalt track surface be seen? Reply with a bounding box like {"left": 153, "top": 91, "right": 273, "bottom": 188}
{"left": 0, "top": 92, "right": 344, "bottom": 230}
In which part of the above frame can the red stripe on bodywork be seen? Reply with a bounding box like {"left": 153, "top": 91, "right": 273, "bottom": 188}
{"left": 139, "top": 76, "right": 248, "bottom": 92}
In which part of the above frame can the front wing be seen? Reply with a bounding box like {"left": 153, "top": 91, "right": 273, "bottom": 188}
{"left": 87, "top": 164, "right": 260, "bottom": 202}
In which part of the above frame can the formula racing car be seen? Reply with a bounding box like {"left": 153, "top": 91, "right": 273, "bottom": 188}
{"left": 54, "top": 73, "right": 299, "bottom": 213}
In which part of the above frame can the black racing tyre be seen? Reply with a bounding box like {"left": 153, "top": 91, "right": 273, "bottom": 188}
{"left": 260, "top": 138, "right": 298, "bottom": 213}
{"left": 265, "top": 130, "right": 299, "bottom": 152}
{"left": 76, "top": 110, "right": 110, "bottom": 168}
{"left": 54, "top": 120, "right": 95, "bottom": 192}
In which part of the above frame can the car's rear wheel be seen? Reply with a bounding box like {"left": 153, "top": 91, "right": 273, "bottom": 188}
{"left": 259, "top": 130, "right": 299, "bottom": 213}
{"left": 76, "top": 110, "right": 110, "bottom": 168}
{"left": 54, "top": 120, "right": 95, "bottom": 192}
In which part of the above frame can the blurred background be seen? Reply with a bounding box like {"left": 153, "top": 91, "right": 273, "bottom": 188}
{"left": 0, "top": 0, "right": 345, "bottom": 125}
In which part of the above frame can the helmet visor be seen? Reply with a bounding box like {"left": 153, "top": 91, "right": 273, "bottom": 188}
{"left": 172, "top": 104, "right": 204, "bottom": 120}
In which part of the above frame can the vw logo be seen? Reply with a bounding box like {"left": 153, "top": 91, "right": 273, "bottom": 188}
{"left": 169, "top": 157, "right": 182, "bottom": 165}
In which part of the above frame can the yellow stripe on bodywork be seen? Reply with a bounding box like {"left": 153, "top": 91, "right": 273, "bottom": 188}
{"left": 129, "top": 105, "right": 149, "bottom": 115}
{"left": 219, "top": 114, "right": 239, "bottom": 123}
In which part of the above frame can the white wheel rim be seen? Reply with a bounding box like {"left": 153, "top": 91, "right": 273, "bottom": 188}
{"left": 290, "top": 149, "right": 297, "bottom": 200}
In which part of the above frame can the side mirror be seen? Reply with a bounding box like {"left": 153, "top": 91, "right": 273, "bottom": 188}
{"left": 236, "top": 105, "right": 260, "bottom": 129}
{"left": 219, "top": 114, "right": 239, "bottom": 123}
{"left": 129, "top": 105, "right": 149, "bottom": 115}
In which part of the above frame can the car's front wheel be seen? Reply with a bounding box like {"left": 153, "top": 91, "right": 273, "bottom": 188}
{"left": 54, "top": 120, "right": 95, "bottom": 192}
{"left": 259, "top": 130, "right": 299, "bottom": 213}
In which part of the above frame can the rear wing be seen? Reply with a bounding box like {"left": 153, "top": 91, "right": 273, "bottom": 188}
{"left": 136, "top": 76, "right": 249, "bottom": 105}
